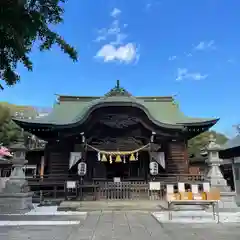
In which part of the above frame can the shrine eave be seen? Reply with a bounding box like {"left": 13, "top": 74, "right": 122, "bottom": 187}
{"left": 179, "top": 118, "right": 219, "bottom": 127}
{"left": 12, "top": 116, "right": 219, "bottom": 133}
{"left": 12, "top": 93, "right": 219, "bottom": 132}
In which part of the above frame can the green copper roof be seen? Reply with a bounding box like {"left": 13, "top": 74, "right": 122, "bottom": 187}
{"left": 12, "top": 95, "right": 218, "bottom": 129}
{"left": 12, "top": 81, "right": 218, "bottom": 129}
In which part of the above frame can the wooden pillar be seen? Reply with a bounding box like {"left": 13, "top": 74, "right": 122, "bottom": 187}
{"left": 184, "top": 140, "right": 189, "bottom": 173}
{"left": 40, "top": 155, "right": 45, "bottom": 179}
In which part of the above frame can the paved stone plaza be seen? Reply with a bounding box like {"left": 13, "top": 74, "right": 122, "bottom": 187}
{"left": 1, "top": 211, "right": 240, "bottom": 240}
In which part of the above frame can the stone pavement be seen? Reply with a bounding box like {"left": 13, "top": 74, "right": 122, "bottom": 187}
{"left": 1, "top": 211, "right": 240, "bottom": 240}
{"left": 0, "top": 225, "right": 77, "bottom": 240}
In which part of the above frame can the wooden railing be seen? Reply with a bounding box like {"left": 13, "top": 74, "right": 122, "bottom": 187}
{"left": 26, "top": 173, "right": 207, "bottom": 185}
{"left": 26, "top": 173, "right": 208, "bottom": 201}
{"left": 152, "top": 173, "right": 206, "bottom": 183}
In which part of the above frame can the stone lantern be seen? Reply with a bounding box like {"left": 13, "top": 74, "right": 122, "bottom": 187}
{"left": 5, "top": 131, "right": 28, "bottom": 193}
{"left": 0, "top": 130, "right": 33, "bottom": 214}
{"left": 205, "top": 134, "right": 228, "bottom": 191}
{"left": 206, "top": 134, "right": 237, "bottom": 209}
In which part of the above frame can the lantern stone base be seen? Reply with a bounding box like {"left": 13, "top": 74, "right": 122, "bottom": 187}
{"left": 218, "top": 192, "right": 239, "bottom": 209}
{"left": 207, "top": 179, "right": 238, "bottom": 209}
{"left": 0, "top": 192, "right": 33, "bottom": 214}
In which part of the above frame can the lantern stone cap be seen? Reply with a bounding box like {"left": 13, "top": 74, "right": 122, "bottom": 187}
{"left": 0, "top": 156, "right": 8, "bottom": 162}
{"left": 11, "top": 158, "right": 28, "bottom": 165}
{"left": 206, "top": 134, "right": 223, "bottom": 151}
{"left": 9, "top": 129, "right": 26, "bottom": 151}
{"left": 0, "top": 156, "right": 12, "bottom": 166}
{"left": 9, "top": 141, "right": 26, "bottom": 151}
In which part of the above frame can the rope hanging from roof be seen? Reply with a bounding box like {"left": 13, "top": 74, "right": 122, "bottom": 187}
{"left": 86, "top": 143, "right": 150, "bottom": 155}
{"left": 86, "top": 143, "right": 150, "bottom": 164}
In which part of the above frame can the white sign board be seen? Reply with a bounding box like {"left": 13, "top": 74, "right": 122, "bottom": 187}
{"left": 114, "top": 177, "right": 121, "bottom": 183}
{"left": 191, "top": 184, "right": 199, "bottom": 194}
{"left": 149, "top": 182, "right": 161, "bottom": 190}
{"left": 167, "top": 184, "right": 174, "bottom": 194}
{"left": 66, "top": 181, "right": 76, "bottom": 189}
{"left": 178, "top": 182, "right": 185, "bottom": 192}
{"left": 203, "top": 182, "right": 210, "bottom": 192}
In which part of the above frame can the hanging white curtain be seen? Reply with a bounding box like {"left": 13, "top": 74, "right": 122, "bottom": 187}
{"left": 158, "top": 152, "right": 165, "bottom": 169}
{"left": 151, "top": 152, "right": 165, "bottom": 169}
{"left": 69, "top": 152, "right": 82, "bottom": 169}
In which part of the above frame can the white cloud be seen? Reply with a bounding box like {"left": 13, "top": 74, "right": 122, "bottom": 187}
{"left": 176, "top": 68, "right": 208, "bottom": 81}
{"left": 95, "top": 43, "right": 139, "bottom": 64}
{"left": 194, "top": 40, "right": 216, "bottom": 51}
{"left": 94, "top": 8, "right": 139, "bottom": 64}
{"left": 111, "top": 8, "right": 121, "bottom": 18}
{"left": 168, "top": 55, "right": 177, "bottom": 61}
{"left": 185, "top": 52, "right": 192, "bottom": 57}
{"left": 146, "top": 3, "right": 152, "bottom": 9}
{"left": 227, "top": 59, "right": 235, "bottom": 64}
{"left": 94, "top": 18, "right": 126, "bottom": 45}
{"left": 145, "top": 0, "right": 161, "bottom": 10}
{"left": 110, "top": 33, "right": 127, "bottom": 46}
{"left": 95, "top": 35, "right": 107, "bottom": 43}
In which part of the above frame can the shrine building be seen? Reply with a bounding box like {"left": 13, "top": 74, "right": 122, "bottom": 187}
{"left": 12, "top": 80, "right": 219, "bottom": 185}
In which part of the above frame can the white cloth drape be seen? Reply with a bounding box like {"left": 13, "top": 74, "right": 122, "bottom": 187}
{"left": 151, "top": 152, "right": 165, "bottom": 169}
{"left": 69, "top": 152, "right": 82, "bottom": 169}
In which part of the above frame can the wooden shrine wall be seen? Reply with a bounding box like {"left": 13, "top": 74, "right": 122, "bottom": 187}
{"left": 167, "top": 141, "right": 189, "bottom": 174}
{"left": 44, "top": 139, "right": 189, "bottom": 178}
{"left": 45, "top": 142, "right": 71, "bottom": 177}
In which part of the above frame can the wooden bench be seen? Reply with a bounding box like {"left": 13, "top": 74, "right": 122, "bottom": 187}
{"left": 167, "top": 200, "right": 220, "bottom": 223}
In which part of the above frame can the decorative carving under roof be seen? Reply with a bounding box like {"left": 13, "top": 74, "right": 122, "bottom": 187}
{"left": 99, "top": 114, "right": 138, "bottom": 128}
{"left": 105, "top": 80, "right": 132, "bottom": 97}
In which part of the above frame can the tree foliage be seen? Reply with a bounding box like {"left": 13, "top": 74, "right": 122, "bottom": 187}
{"left": 0, "top": 0, "right": 78, "bottom": 89}
{"left": 188, "top": 130, "right": 229, "bottom": 157}
{"left": 0, "top": 104, "right": 20, "bottom": 145}
{"left": 0, "top": 103, "right": 35, "bottom": 145}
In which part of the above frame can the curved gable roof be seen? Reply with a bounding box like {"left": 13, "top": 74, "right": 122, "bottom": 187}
{"left": 12, "top": 94, "right": 218, "bottom": 130}
{"left": 12, "top": 81, "right": 218, "bottom": 129}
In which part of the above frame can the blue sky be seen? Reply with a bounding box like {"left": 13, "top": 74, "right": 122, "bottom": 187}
{"left": 0, "top": 0, "right": 240, "bottom": 137}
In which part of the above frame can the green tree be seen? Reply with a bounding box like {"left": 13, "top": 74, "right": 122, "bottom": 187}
{"left": 0, "top": 103, "right": 35, "bottom": 146}
{"left": 0, "top": 104, "right": 20, "bottom": 145}
{"left": 188, "top": 130, "right": 228, "bottom": 157}
{"left": 0, "top": 0, "right": 78, "bottom": 89}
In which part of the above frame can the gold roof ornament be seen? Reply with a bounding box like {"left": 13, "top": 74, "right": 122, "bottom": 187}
{"left": 115, "top": 155, "right": 122, "bottom": 163}
{"left": 101, "top": 154, "right": 107, "bottom": 162}
{"left": 129, "top": 153, "right": 136, "bottom": 161}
